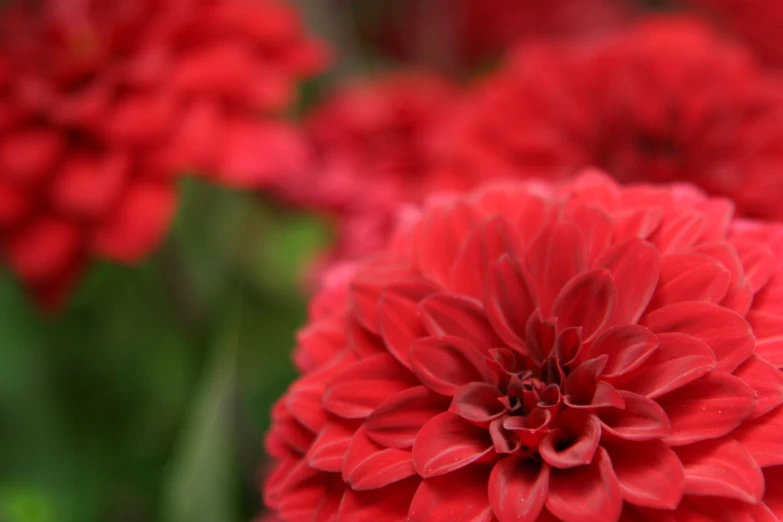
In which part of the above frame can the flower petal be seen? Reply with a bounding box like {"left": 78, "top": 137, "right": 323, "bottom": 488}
{"left": 649, "top": 253, "right": 731, "bottom": 309}
{"left": 379, "top": 289, "right": 428, "bottom": 370}
{"left": 546, "top": 447, "right": 623, "bottom": 522}
{"left": 733, "top": 355, "right": 783, "bottom": 419}
{"left": 365, "top": 386, "right": 450, "bottom": 449}
{"left": 599, "top": 391, "right": 671, "bottom": 441}
{"left": 733, "top": 406, "right": 783, "bottom": 467}
{"left": 409, "top": 466, "right": 493, "bottom": 522}
{"left": 540, "top": 411, "right": 602, "bottom": 469}
{"left": 336, "top": 476, "right": 419, "bottom": 522}
{"left": 659, "top": 372, "right": 757, "bottom": 446}
{"left": 343, "top": 427, "right": 416, "bottom": 490}
{"left": 551, "top": 269, "right": 617, "bottom": 341}
{"left": 615, "top": 332, "right": 716, "bottom": 398}
{"left": 412, "top": 412, "right": 493, "bottom": 478}
{"left": 307, "top": 421, "right": 356, "bottom": 472}
{"left": 643, "top": 302, "right": 754, "bottom": 373}
{"left": 450, "top": 382, "right": 505, "bottom": 423}
{"left": 748, "top": 311, "right": 783, "bottom": 368}
{"left": 419, "top": 294, "right": 501, "bottom": 350}
{"left": 410, "top": 336, "right": 493, "bottom": 397}
{"left": 489, "top": 457, "right": 550, "bottom": 522}
{"left": 484, "top": 255, "right": 539, "bottom": 357}
{"left": 587, "top": 325, "right": 659, "bottom": 379}
{"left": 676, "top": 438, "right": 764, "bottom": 504}
{"left": 594, "top": 238, "right": 660, "bottom": 324}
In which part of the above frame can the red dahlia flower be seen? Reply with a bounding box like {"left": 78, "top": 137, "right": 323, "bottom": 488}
{"left": 275, "top": 73, "right": 459, "bottom": 281}
{"left": 431, "top": 18, "right": 783, "bottom": 221}
{"left": 0, "top": 0, "right": 328, "bottom": 309}
{"left": 264, "top": 171, "right": 783, "bottom": 521}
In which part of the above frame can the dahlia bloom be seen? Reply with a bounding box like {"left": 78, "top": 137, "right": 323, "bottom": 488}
{"left": 0, "top": 0, "right": 328, "bottom": 308}
{"left": 265, "top": 171, "right": 783, "bottom": 521}
{"left": 275, "top": 73, "right": 459, "bottom": 280}
{"left": 431, "top": 18, "right": 783, "bottom": 221}
{"left": 680, "top": 0, "right": 783, "bottom": 68}
{"left": 346, "top": 0, "right": 632, "bottom": 70}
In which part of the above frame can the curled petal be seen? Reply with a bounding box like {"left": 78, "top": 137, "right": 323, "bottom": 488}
{"left": 420, "top": 294, "right": 502, "bottom": 350}
{"left": 489, "top": 457, "right": 550, "bottom": 522}
{"left": 365, "top": 386, "right": 450, "bottom": 449}
{"left": 307, "top": 421, "right": 356, "bottom": 472}
{"left": 546, "top": 447, "right": 623, "bottom": 522}
{"left": 379, "top": 290, "right": 427, "bottom": 369}
{"left": 551, "top": 269, "right": 617, "bottom": 342}
{"left": 450, "top": 382, "right": 506, "bottom": 423}
{"left": 410, "top": 336, "right": 493, "bottom": 397}
{"left": 343, "top": 427, "right": 416, "bottom": 490}
{"left": 412, "top": 412, "right": 493, "bottom": 478}
{"left": 588, "top": 325, "right": 659, "bottom": 379}
{"left": 485, "top": 255, "right": 539, "bottom": 358}
{"left": 599, "top": 391, "right": 671, "bottom": 441}
{"left": 539, "top": 411, "right": 602, "bottom": 469}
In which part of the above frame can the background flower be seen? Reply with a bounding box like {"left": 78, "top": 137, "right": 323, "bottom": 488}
{"left": 0, "top": 0, "right": 329, "bottom": 308}
{"left": 431, "top": 18, "right": 783, "bottom": 221}
{"left": 265, "top": 172, "right": 783, "bottom": 521}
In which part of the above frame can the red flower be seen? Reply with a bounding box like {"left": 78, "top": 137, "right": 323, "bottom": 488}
{"left": 264, "top": 171, "right": 783, "bottom": 521}
{"left": 680, "top": 0, "right": 783, "bottom": 68}
{"left": 275, "top": 72, "right": 459, "bottom": 283}
{"left": 345, "top": 0, "right": 632, "bottom": 71}
{"left": 432, "top": 18, "right": 783, "bottom": 221}
{"left": 0, "top": 0, "right": 328, "bottom": 309}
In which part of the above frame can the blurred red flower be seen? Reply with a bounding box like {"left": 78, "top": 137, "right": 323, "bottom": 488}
{"left": 431, "top": 17, "right": 783, "bottom": 221}
{"left": 275, "top": 72, "right": 459, "bottom": 283}
{"left": 0, "top": 0, "right": 329, "bottom": 309}
{"left": 680, "top": 0, "right": 783, "bottom": 68}
{"left": 264, "top": 171, "right": 783, "bottom": 521}
{"left": 346, "top": 0, "right": 633, "bottom": 71}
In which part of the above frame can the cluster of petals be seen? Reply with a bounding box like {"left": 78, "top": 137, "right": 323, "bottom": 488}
{"left": 265, "top": 170, "right": 783, "bottom": 521}
{"left": 0, "top": 0, "right": 328, "bottom": 308}
{"left": 275, "top": 72, "right": 459, "bottom": 282}
{"left": 346, "top": 0, "right": 632, "bottom": 70}
{"left": 679, "top": 0, "right": 783, "bottom": 68}
{"left": 430, "top": 17, "right": 783, "bottom": 222}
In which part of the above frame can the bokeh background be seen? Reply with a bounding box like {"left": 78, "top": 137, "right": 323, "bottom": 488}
{"left": 0, "top": 0, "right": 780, "bottom": 521}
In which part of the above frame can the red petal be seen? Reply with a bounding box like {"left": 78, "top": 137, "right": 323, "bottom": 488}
{"left": 594, "top": 238, "right": 660, "bottom": 324}
{"left": 649, "top": 253, "right": 731, "bottom": 309}
{"left": 412, "top": 412, "right": 493, "bottom": 478}
{"left": 686, "top": 496, "right": 779, "bottom": 522}
{"left": 489, "top": 457, "right": 549, "bottom": 522}
{"left": 565, "top": 358, "right": 625, "bottom": 409}
{"left": 539, "top": 411, "right": 602, "bottom": 469}
{"left": 551, "top": 269, "right": 617, "bottom": 341}
{"left": 307, "top": 421, "right": 355, "bottom": 472}
{"left": 526, "top": 221, "right": 588, "bottom": 316}
{"left": 450, "top": 216, "right": 519, "bottom": 300}
{"left": 323, "top": 378, "right": 413, "bottom": 419}
{"left": 659, "top": 372, "right": 757, "bottom": 446}
{"left": 732, "top": 239, "right": 776, "bottom": 294}
{"left": 343, "top": 427, "right": 416, "bottom": 490}
{"left": 414, "top": 203, "right": 477, "bottom": 286}
{"left": 613, "top": 207, "right": 662, "bottom": 242}
{"left": 604, "top": 439, "right": 684, "bottom": 510}
{"left": 108, "top": 93, "right": 175, "bottom": 145}
{"left": 90, "top": 181, "right": 177, "bottom": 262}
{"left": 599, "top": 391, "right": 671, "bottom": 441}
{"left": 0, "top": 181, "right": 31, "bottom": 228}
{"left": 0, "top": 128, "right": 63, "bottom": 184}
{"left": 748, "top": 311, "right": 783, "bottom": 368}
{"left": 378, "top": 289, "right": 427, "bottom": 369}
{"left": 764, "top": 466, "right": 783, "bottom": 517}
{"left": 450, "top": 382, "right": 505, "bottom": 423}
{"left": 615, "top": 332, "right": 716, "bottom": 398}
{"left": 286, "top": 373, "right": 329, "bottom": 432}
{"left": 350, "top": 263, "right": 419, "bottom": 333}
{"left": 5, "top": 217, "right": 81, "bottom": 283}
{"left": 275, "top": 460, "right": 332, "bottom": 521}
{"left": 484, "top": 255, "right": 539, "bottom": 356}
{"left": 419, "top": 294, "right": 501, "bottom": 350}
{"left": 733, "top": 406, "right": 783, "bottom": 467}
{"left": 676, "top": 438, "right": 764, "bottom": 504}
{"left": 643, "top": 302, "right": 754, "bottom": 373}
{"left": 546, "top": 447, "right": 623, "bottom": 522}
{"left": 410, "top": 336, "right": 492, "bottom": 397}
{"left": 365, "top": 386, "right": 450, "bottom": 449}
{"left": 733, "top": 355, "right": 783, "bottom": 419}
{"left": 51, "top": 153, "right": 128, "bottom": 219}
{"left": 336, "top": 476, "right": 419, "bottom": 522}
{"left": 648, "top": 209, "right": 705, "bottom": 254}
{"left": 410, "top": 466, "right": 493, "bottom": 522}
{"left": 588, "top": 325, "right": 659, "bottom": 379}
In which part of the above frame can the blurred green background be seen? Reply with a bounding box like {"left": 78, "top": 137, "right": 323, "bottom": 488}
{"left": 0, "top": 179, "right": 332, "bottom": 522}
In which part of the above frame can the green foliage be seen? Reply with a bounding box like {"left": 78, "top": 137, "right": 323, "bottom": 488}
{"left": 0, "top": 181, "right": 328, "bottom": 522}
